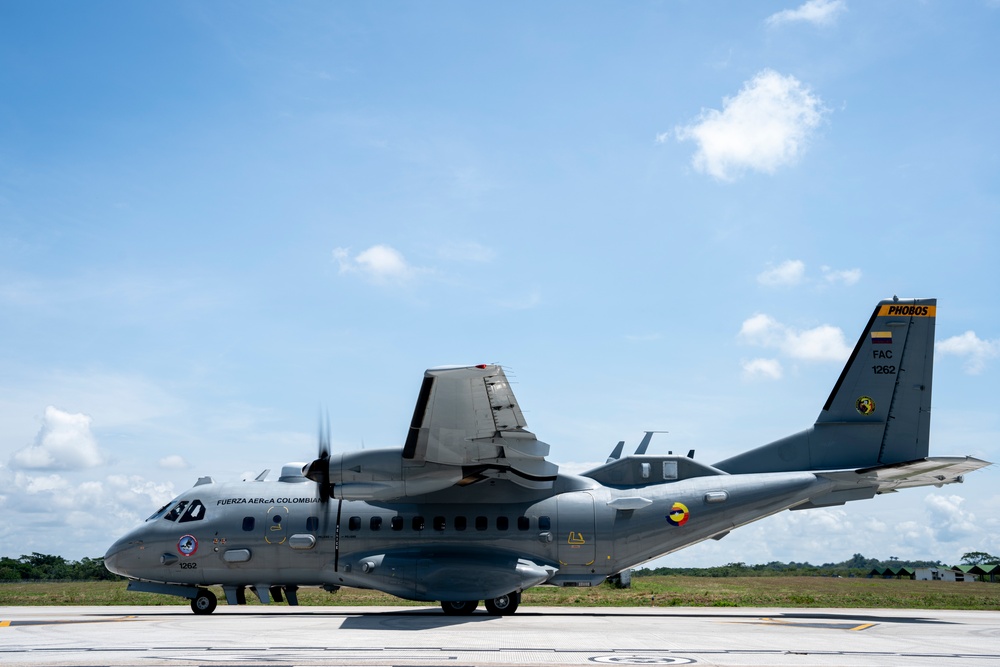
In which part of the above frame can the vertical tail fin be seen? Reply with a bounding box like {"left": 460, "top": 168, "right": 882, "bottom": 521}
{"left": 716, "top": 297, "right": 937, "bottom": 474}
{"left": 817, "top": 297, "right": 936, "bottom": 464}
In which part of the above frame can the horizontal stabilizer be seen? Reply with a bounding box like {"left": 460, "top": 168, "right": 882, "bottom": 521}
{"left": 818, "top": 456, "right": 990, "bottom": 492}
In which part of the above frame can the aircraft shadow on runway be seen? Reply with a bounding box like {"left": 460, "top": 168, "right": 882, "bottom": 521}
{"left": 77, "top": 608, "right": 960, "bottom": 630}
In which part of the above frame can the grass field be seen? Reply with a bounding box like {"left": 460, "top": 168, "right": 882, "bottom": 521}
{"left": 2, "top": 577, "right": 999, "bottom": 610}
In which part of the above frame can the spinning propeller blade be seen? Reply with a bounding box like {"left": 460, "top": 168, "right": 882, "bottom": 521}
{"left": 303, "top": 412, "right": 333, "bottom": 504}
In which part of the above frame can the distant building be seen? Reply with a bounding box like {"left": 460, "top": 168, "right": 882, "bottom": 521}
{"left": 867, "top": 566, "right": 915, "bottom": 580}
{"left": 952, "top": 564, "right": 999, "bottom": 583}
{"left": 915, "top": 567, "right": 977, "bottom": 582}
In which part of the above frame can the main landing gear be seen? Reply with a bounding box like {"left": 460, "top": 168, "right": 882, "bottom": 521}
{"left": 440, "top": 591, "right": 520, "bottom": 616}
{"left": 191, "top": 588, "right": 218, "bottom": 615}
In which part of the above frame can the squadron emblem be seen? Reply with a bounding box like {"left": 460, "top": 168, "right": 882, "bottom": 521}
{"left": 666, "top": 502, "right": 690, "bottom": 526}
{"left": 855, "top": 396, "right": 875, "bottom": 416}
{"left": 177, "top": 534, "right": 198, "bottom": 556}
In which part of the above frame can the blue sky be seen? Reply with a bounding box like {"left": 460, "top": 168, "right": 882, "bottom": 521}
{"left": 1, "top": 0, "right": 998, "bottom": 568}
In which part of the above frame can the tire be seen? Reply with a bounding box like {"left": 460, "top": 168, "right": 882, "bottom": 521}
{"left": 191, "top": 589, "right": 218, "bottom": 615}
{"left": 440, "top": 600, "right": 478, "bottom": 615}
{"left": 484, "top": 591, "right": 519, "bottom": 616}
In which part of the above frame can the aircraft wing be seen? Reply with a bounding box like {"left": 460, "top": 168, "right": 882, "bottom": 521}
{"left": 402, "top": 365, "right": 559, "bottom": 489}
{"left": 819, "top": 456, "right": 990, "bottom": 492}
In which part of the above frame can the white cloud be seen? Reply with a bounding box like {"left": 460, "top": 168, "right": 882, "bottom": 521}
{"left": 496, "top": 290, "right": 542, "bottom": 310}
{"left": 757, "top": 259, "right": 806, "bottom": 287}
{"left": 756, "top": 261, "right": 862, "bottom": 288}
{"left": 9, "top": 406, "right": 107, "bottom": 470}
{"left": 435, "top": 241, "right": 495, "bottom": 263}
{"left": 924, "top": 494, "right": 978, "bottom": 542}
{"left": 674, "top": 69, "right": 826, "bottom": 181}
{"left": 158, "top": 455, "right": 190, "bottom": 470}
{"left": 14, "top": 471, "right": 69, "bottom": 494}
{"left": 740, "top": 313, "right": 851, "bottom": 361}
{"left": 821, "top": 265, "right": 862, "bottom": 285}
{"left": 333, "top": 244, "right": 420, "bottom": 284}
{"left": 740, "top": 313, "right": 783, "bottom": 345}
{"left": 937, "top": 331, "right": 1000, "bottom": 374}
{"left": 0, "top": 467, "right": 177, "bottom": 557}
{"left": 785, "top": 324, "right": 852, "bottom": 361}
{"left": 767, "top": 0, "right": 847, "bottom": 27}
{"left": 742, "top": 357, "right": 784, "bottom": 380}
{"left": 625, "top": 333, "right": 663, "bottom": 343}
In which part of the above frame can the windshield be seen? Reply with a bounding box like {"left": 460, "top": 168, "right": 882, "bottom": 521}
{"left": 152, "top": 498, "right": 207, "bottom": 523}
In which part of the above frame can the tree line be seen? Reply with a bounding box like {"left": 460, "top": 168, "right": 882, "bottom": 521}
{"left": 2, "top": 551, "right": 997, "bottom": 582}
{"left": 634, "top": 552, "right": 1000, "bottom": 578}
{"left": 0, "top": 553, "right": 121, "bottom": 582}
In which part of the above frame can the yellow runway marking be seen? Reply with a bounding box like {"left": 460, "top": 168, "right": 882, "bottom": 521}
{"left": 0, "top": 616, "right": 142, "bottom": 628}
{"left": 756, "top": 617, "right": 877, "bottom": 631}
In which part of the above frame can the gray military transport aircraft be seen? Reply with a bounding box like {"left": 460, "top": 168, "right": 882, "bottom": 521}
{"left": 105, "top": 297, "right": 988, "bottom": 615}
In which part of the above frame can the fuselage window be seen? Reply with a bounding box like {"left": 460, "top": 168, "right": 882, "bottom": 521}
{"left": 518, "top": 516, "right": 530, "bottom": 531}
{"left": 391, "top": 516, "right": 403, "bottom": 531}
{"left": 497, "top": 516, "right": 509, "bottom": 531}
{"left": 242, "top": 517, "right": 255, "bottom": 531}
{"left": 306, "top": 516, "right": 319, "bottom": 531}
{"left": 539, "top": 516, "right": 551, "bottom": 531}
{"left": 348, "top": 516, "right": 361, "bottom": 531}
{"left": 433, "top": 516, "right": 446, "bottom": 531}
{"left": 455, "top": 516, "right": 467, "bottom": 531}
{"left": 163, "top": 500, "right": 189, "bottom": 522}
{"left": 178, "top": 500, "right": 206, "bottom": 523}
{"left": 412, "top": 516, "right": 425, "bottom": 531}
{"left": 475, "top": 516, "right": 488, "bottom": 531}
{"left": 370, "top": 516, "right": 383, "bottom": 531}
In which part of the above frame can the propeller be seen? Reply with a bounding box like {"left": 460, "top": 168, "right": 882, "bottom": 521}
{"left": 303, "top": 412, "right": 333, "bottom": 504}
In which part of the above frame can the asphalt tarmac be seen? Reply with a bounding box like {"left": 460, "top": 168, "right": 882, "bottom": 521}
{"left": 2, "top": 605, "right": 998, "bottom": 667}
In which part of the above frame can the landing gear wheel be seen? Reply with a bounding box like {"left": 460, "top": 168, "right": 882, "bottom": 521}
{"left": 191, "top": 589, "right": 218, "bottom": 615}
{"left": 485, "top": 591, "right": 520, "bottom": 615}
{"left": 440, "top": 600, "right": 478, "bottom": 615}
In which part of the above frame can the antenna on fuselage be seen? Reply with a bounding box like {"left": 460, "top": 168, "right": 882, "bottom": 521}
{"left": 634, "top": 430, "right": 668, "bottom": 455}
{"left": 606, "top": 440, "right": 625, "bottom": 463}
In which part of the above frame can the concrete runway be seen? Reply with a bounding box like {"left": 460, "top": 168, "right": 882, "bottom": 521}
{"left": 1, "top": 605, "right": 998, "bottom": 667}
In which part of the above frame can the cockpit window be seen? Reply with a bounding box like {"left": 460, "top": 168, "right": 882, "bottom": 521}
{"left": 146, "top": 501, "right": 173, "bottom": 522}
{"left": 161, "top": 499, "right": 207, "bottom": 523}
{"left": 163, "top": 500, "right": 188, "bottom": 522}
{"left": 179, "top": 500, "right": 206, "bottom": 523}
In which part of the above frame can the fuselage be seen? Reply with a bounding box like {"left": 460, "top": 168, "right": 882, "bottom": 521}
{"left": 105, "top": 459, "right": 830, "bottom": 602}
{"left": 102, "top": 301, "right": 989, "bottom": 614}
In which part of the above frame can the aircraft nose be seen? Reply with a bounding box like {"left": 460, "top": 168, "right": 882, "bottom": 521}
{"left": 103, "top": 536, "right": 136, "bottom": 577}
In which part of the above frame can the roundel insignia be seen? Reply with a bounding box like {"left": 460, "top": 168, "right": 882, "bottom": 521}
{"left": 855, "top": 396, "right": 876, "bottom": 416}
{"left": 666, "top": 502, "right": 689, "bottom": 526}
{"left": 177, "top": 534, "right": 198, "bottom": 556}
